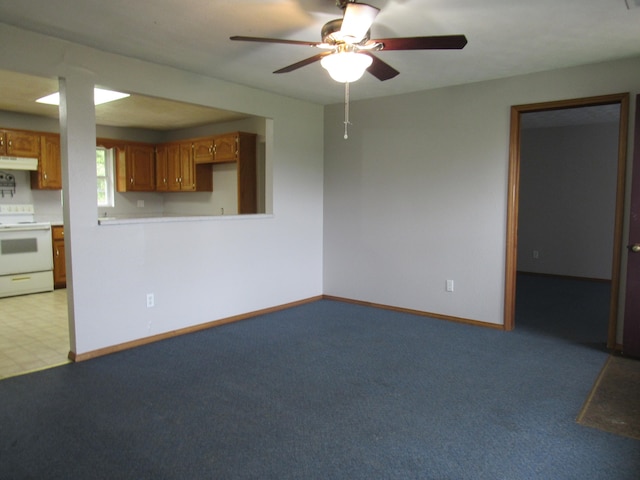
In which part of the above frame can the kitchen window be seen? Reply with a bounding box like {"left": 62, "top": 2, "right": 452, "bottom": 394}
{"left": 96, "top": 147, "right": 114, "bottom": 207}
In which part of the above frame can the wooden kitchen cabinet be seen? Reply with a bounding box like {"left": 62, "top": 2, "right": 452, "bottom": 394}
{"left": 31, "top": 133, "right": 62, "bottom": 190}
{"left": 156, "top": 141, "right": 212, "bottom": 192}
{"left": 0, "top": 129, "right": 40, "bottom": 158}
{"left": 116, "top": 143, "right": 156, "bottom": 192}
{"left": 193, "top": 133, "right": 255, "bottom": 164}
{"left": 52, "top": 225, "right": 66, "bottom": 289}
{"left": 168, "top": 142, "right": 195, "bottom": 191}
{"left": 206, "top": 132, "right": 257, "bottom": 213}
{"left": 213, "top": 132, "right": 242, "bottom": 163}
{"left": 192, "top": 137, "right": 214, "bottom": 164}
{"left": 223, "top": 132, "right": 257, "bottom": 213}
{"left": 155, "top": 144, "right": 169, "bottom": 191}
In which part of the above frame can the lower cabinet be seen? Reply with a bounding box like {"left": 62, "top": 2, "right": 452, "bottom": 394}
{"left": 52, "top": 225, "right": 66, "bottom": 289}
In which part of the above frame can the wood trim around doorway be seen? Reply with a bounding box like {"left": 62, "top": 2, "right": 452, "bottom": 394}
{"left": 504, "top": 93, "right": 630, "bottom": 349}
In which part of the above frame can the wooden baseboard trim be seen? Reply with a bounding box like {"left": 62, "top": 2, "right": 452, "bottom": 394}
{"left": 69, "top": 295, "right": 324, "bottom": 362}
{"left": 321, "top": 295, "right": 504, "bottom": 330}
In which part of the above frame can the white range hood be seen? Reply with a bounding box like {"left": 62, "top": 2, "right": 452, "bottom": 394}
{"left": 0, "top": 156, "right": 38, "bottom": 171}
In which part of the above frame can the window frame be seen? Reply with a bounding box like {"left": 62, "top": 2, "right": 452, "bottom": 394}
{"left": 96, "top": 147, "right": 115, "bottom": 207}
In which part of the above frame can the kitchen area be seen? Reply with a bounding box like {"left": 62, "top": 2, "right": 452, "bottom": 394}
{"left": 0, "top": 69, "right": 268, "bottom": 379}
{"left": 0, "top": 144, "right": 69, "bottom": 379}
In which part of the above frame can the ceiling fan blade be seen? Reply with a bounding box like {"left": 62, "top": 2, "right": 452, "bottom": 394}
{"left": 364, "top": 53, "right": 399, "bottom": 81}
{"left": 273, "top": 52, "right": 332, "bottom": 74}
{"left": 375, "top": 35, "right": 468, "bottom": 51}
{"left": 230, "top": 36, "right": 321, "bottom": 47}
{"left": 340, "top": 2, "right": 379, "bottom": 43}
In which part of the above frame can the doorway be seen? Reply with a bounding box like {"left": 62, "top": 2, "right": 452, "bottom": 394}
{"left": 504, "top": 93, "right": 630, "bottom": 349}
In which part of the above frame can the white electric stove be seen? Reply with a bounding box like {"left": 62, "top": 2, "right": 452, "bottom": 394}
{"left": 0, "top": 204, "right": 53, "bottom": 298}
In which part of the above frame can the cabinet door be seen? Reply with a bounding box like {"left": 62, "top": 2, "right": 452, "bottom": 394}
{"left": 32, "top": 134, "right": 62, "bottom": 189}
{"left": 3, "top": 130, "right": 40, "bottom": 157}
{"left": 179, "top": 142, "right": 195, "bottom": 191}
{"left": 193, "top": 138, "right": 214, "bottom": 164}
{"left": 213, "top": 133, "right": 238, "bottom": 163}
{"left": 155, "top": 145, "right": 169, "bottom": 191}
{"left": 125, "top": 144, "right": 155, "bottom": 191}
{"left": 166, "top": 143, "right": 182, "bottom": 191}
{"left": 52, "top": 227, "right": 66, "bottom": 289}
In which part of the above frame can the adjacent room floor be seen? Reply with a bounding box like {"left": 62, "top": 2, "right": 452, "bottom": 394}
{"left": 0, "top": 289, "right": 69, "bottom": 380}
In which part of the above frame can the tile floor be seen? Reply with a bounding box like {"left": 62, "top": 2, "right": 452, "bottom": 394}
{"left": 0, "top": 289, "right": 70, "bottom": 380}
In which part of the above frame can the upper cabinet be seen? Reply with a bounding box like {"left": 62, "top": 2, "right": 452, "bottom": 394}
{"left": 1, "top": 124, "right": 259, "bottom": 213}
{"left": 0, "top": 127, "right": 61, "bottom": 191}
{"left": 156, "top": 141, "right": 212, "bottom": 192}
{"left": 192, "top": 138, "right": 214, "bottom": 164}
{"left": 155, "top": 143, "right": 169, "bottom": 191}
{"left": 167, "top": 142, "right": 196, "bottom": 191}
{"left": 213, "top": 132, "right": 243, "bottom": 163}
{"left": 191, "top": 132, "right": 254, "bottom": 164}
{"left": 0, "top": 129, "right": 40, "bottom": 158}
{"left": 31, "top": 133, "right": 62, "bottom": 190}
{"left": 116, "top": 143, "right": 156, "bottom": 192}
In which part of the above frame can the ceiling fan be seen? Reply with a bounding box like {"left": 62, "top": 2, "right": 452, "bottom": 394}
{"left": 230, "top": 0, "right": 467, "bottom": 83}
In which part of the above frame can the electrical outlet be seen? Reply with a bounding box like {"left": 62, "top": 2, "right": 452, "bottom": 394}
{"left": 446, "top": 280, "right": 454, "bottom": 292}
{"left": 146, "top": 293, "right": 155, "bottom": 308}
{"left": 137, "top": 200, "right": 145, "bottom": 208}
{"left": 533, "top": 250, "right": 539, "bottom": 259}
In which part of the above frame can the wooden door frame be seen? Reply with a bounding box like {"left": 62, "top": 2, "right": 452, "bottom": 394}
{"left": 504, "top": 93, "right": 630, "bottom": 350}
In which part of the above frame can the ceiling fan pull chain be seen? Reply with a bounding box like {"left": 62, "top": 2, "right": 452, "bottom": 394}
{"left": 344, "top": 81, "right": 351, "bottom": 140}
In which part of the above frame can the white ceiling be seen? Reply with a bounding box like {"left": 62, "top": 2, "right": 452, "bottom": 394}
{"left": 0, "top": 0, "right": 638, "bottom": 127}
{"left": 1, "top": 0, "right": 639, "bottom": 105}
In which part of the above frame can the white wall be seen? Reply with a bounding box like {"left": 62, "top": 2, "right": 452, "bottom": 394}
{"left": 0, "top": 24, "right": 324, "bottom": 355}
{"left": 324, "top": 56, "right": 640, "bottom": 326}
{"left": 517, "top": 122, "right": 619, "bottom": 279}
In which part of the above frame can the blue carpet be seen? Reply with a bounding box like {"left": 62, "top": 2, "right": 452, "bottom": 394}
{"left": 1, "top": 277, "right": 639, "bottom": 479}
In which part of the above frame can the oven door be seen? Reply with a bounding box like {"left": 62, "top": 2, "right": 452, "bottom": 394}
{"left": 0, "top": 224, "right": 53, "bottom": 275}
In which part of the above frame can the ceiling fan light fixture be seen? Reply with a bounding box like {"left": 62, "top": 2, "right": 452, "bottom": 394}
{"left": 340, "top": 3, "right": 379, "bottom": 43}
{"left": 321, "top": 51, "right": 373, "bottom": 83}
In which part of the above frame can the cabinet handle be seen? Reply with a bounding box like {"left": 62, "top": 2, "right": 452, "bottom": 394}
{"left": 55, "top": 248, "right": 59, "bottom": 257}
{"left": 130, "top": 177, "right": 134, "bottom": 185}
{"left": 7, "top": 140, "right": 11, "bottom": 152}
